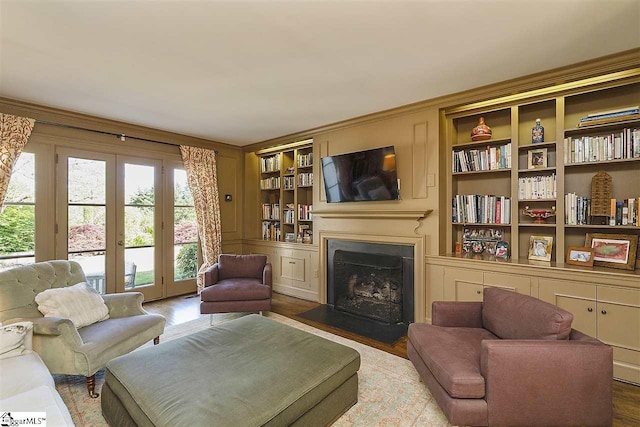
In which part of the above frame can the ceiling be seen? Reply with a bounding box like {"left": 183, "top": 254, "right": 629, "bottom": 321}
{"left": 1, "top": 1, "right": 639, "bottom": 146}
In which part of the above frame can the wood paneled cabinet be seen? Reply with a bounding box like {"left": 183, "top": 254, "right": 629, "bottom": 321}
{"left": 444, "top": 268, "right": 531, "bottom": 301}
{"left": 244, "top": 242, "right": 319, "bottom": 302}
{"left": 539, "top": 279, "right": 640, "bottom": 383}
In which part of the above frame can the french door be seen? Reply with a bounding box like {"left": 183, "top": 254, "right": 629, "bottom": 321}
{"left": 56, "top": 148, "right": 196, "bottom": 300}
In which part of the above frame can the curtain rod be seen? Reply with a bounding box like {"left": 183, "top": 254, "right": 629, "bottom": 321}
{"left": 35, "top": 119, "right": 218, "bottom": 153}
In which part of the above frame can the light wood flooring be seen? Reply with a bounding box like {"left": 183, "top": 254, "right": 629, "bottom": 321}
{"left": 144, "top": 292, "right": 640, "bottom": 427}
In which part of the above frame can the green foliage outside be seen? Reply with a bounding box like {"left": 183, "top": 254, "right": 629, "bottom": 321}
{"left": 176, "top": 243, "right": 198, "bottom": 280}
{"left": 0, "top": 206, "right": 35, "bottom": 255}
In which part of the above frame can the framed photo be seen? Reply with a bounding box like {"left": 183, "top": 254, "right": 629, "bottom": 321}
{"left": 528, "top": 235, "right": 553, "bottom": 261}
{"left": 586, "top": 233, "right": 638, "bottom": 271}
{"left": 565, "top": 246, "right": 594, "bottom": 267}
{"left": 528, "top": 148, "right": 547, "bottom": 169}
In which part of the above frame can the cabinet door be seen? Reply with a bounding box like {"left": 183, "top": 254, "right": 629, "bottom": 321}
{"left": 597, "top": 286, "right": 640, "bottom": 383}
{"left": 539, "top": 279, "right": 597, "bottom": 337}
{"left": 483, "top": 272, "right": 531, "bottom": 295}
{"left": 444, "top": 267, "right": 483, "bottom": 301}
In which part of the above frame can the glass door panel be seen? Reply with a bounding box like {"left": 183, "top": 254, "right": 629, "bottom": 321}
{"left": 0, "top": 152, "right": 36, "bottom": 270}
{"left": 56, "top": 150, "right": 115, "bottom": 294}
{"left": 165, "top": 165, "right": 197, "bottom": 297}
{"left": 118, "top": 159, "right": 162, "bottom": 299}
{"left": 68, "top": 158, "right": 107, "bottom": 293}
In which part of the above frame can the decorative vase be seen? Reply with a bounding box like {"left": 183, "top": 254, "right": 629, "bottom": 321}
{"left": 471, "top": 117, "right": 492, "bottom": 141}
{"left": 532, "top": 118, "right": 544, "bottom": 143}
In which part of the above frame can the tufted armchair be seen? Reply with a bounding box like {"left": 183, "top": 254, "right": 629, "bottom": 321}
{"left": 0, "top": 260, "right": 166, "bottom": 397}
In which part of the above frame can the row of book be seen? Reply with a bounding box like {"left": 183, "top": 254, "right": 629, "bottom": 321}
{"left": 297, "top": 172, "right": 313, "bottom": 187}
{"left": 563, "top": 195, "right": 639, "bottom": 226}
{"left": 261, "top": 221, "right": 281, "bottom": 241}
{"left": 297, "top": 152, "right": 313, "bottom": 168}
{"left": 299, "top": 204, "right": 313, "bottom": 221}
{"left": 260, "top": 154, "right": 281, "bottom": 173}
{"left": 564, "top": 193, "right": 592, "bottom": 225}
{"left": 283, "top": 206, "right": 295, "bottom": 224}
{"left": 518, "top": 174, "right": 557, "bottom": 200}
{"left": 452, "top": 194, "right": 512, "bottom": 224}
{"left": 609, "top": 198, "right": 639, "bottom": 226}
{"left": 563, "top": 128, "right": 640, "bottom": 164}
{"left": 577, "top": 106, "right": 639, "bottom": 127}
{"left": 260, "top": 177, "right": 280, "bottom": 190}
{"left": 261, "top": 203, "right": 280, "bottom": 220}
{"left": 452, "top": 143, "right": 512, "bottom": 173}
{"left": 283, "top": 176, "right": 295, "bottom": 190}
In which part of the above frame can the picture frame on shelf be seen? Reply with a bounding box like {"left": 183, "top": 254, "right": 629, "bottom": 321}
{"left": 527, "top": 148, "right": 547, "bottom": 169}
{"left": 528, "top": 235, "right": 553, "bottom": 261}
{"left": 585, "top": 233, "right": 638, "bottom": 271}
{"left": 565, "top": 246, "right": 595, "bottom": 267}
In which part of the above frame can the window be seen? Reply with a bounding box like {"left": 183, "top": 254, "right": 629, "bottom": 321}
{"left": 0, "top": 153, "right": 36, "bottom": 271}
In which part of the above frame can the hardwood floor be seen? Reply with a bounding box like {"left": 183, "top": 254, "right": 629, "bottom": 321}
{"left": 144, "top": 292, "right": 640, "bottom": 427}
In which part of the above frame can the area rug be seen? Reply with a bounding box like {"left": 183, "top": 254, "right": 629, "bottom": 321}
{"left": 54, "top": 313, "right": 451, "bottom": 426}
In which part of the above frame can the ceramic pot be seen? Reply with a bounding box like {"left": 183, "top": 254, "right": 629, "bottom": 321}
{"left": 471, "top": 117, "right": 492, "bottom": 141}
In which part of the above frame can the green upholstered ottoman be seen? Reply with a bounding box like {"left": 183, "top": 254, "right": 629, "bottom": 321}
{"left": 101, "top": 314, "right": 360, "bottom": 427}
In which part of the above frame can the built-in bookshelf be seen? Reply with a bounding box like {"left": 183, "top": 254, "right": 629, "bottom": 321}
{"left": 259, "top": 140, "right": 314, "bottom": 244}
{"left": 445, "top": 77, "right": 640, "bottom": 270}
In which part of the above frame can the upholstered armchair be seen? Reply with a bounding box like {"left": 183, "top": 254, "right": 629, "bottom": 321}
{"left": 408, "top": 287, "right": 613, "bottom": 426}
{"left": 200, "top": 254, "right": 272, "bottom": 318}
{"left": 0, "top": 260, "right": 166, "bottom": 398}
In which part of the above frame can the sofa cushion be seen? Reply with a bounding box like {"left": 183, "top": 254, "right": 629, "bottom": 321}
{"left": 482, "top": 287, "right": 573, "bottom": 340}
{"left": 0, "top": 321, "right": 33, "bottom": 359}
{"left": 0, "top": 385, "right": 74, "bottom": 427}
{"left": 35, "top": 281, "right": 109, "bottom": 328}
{"left": 219, "top": 254, "right": 266, "bottom": 280}
{"left": 0, "top": 352, "right": 54, "bottom": 399}
{"left": 408, "top": 322, "right": 498, "bottom": 398}
{"left": 201, "top": 279, "right": 271, "bottom": 302}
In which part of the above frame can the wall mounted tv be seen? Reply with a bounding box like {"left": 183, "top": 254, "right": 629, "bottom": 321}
{"left": 321, "top": 146, "right": 399, "bottom": 203}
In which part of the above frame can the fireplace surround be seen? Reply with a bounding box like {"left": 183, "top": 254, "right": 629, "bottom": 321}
{"left": 327, "top": 239, "right": 414, "bottom": 326}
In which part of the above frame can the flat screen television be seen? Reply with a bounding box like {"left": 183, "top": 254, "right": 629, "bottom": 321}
{"left": 321, "top": 146, "right": 399, "bottom": 203}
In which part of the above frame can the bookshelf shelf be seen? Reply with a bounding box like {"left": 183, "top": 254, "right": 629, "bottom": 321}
{"left": 446, "top": 78, "right": 639, "bottom": 265}
{"left": 258, "top": 141, "right": 314, "bottom": 244}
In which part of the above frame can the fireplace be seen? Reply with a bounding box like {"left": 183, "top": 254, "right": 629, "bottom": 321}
{"left": 327, "top": 239, "right": 414, "bottom": 324}
{"left": 299, "top": 238, "right": 415, "bottom": 343}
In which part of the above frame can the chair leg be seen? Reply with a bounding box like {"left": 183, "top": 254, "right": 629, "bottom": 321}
{"left": 210, "top": 314, "right": 213, "bottom": 326}
{"left": 154, "top": 336, "right": 160, "bottom": 345}
{"left": 259, "top": 311, "right": 263, "bottom": 316}
{"left": 86, "top": 374, "right": 99, "bottom": 398}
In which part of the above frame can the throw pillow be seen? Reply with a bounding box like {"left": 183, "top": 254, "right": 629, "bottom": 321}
{"left": 35, "top": 282, "right": 109, "bottom": 328}
{"left": 0, "top": 321, "right": 33, "bottom": 359}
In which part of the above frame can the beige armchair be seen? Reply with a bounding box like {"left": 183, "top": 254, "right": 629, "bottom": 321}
{"left": 0, "top": 260, "right": 166, "bottom": 397}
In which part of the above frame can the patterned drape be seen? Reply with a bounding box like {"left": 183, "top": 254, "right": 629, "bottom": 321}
{"left": 180, "top": 146, "right": 222, "bottom": 293}
{"left": 0, "top": 114, "right": 36, "bottom": 207}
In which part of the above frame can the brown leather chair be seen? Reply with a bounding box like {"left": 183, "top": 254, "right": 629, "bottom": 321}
{"left": 200, "top": 254, "right": 272, "bottom": 319}
{"left": 408, "top": 287, "right": 613, "bottom": 426}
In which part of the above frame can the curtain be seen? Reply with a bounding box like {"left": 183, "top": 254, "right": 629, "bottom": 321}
{"left": 0, "top": 114, "right": 36, "bottom": 208}
{"left": 180, "top": 146, "right": 222, "bottom": 293}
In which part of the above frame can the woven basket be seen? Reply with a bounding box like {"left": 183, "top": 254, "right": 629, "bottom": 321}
{"left": 591, "top": 171, "right": 612, "bottom": 216}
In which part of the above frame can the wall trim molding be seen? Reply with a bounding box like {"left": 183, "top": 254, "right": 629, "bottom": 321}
{"left": 312, "top": 209, "right": 433, "bottom": 220}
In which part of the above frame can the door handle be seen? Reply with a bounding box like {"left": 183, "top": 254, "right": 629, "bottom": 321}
{"left": 117, "top": 240, "right": 124, "bottom": 246}
{"left": 587, "top": 307, "right": 593, "bottom": 312}
{"left": 601, "top": 309, "right": 607, "bottom": 315}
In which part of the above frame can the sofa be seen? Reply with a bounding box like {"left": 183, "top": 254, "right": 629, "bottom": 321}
{"left": 0, "top": 324, "right": 74, "bottom": 426}
{"left": 0, "top": 260, "right": 166, "bottom": 397}
{"left": 408, "top": 287, "right": 613, "bottom": 427}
